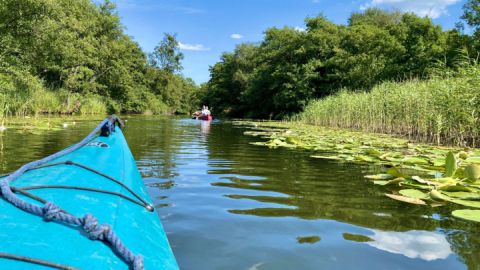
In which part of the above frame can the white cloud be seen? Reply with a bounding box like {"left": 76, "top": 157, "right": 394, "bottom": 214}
{"left": 294, "top": 26, "right": 306, "bottom": 32}
{"left": 178, "top": 42, "right": 210, "bottom": 51}
{"left": 116, "top": 0, "right": 205, "bottom": 14}
{"left": 360, "top": 0, "right": 461, "bottom": 19}
{"left": 230, "top": 34, "right": 243, "bottom": 39}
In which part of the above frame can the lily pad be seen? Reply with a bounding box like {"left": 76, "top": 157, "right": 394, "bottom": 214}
{"left": 432, "top": 158, "right": 446, "bottom": 167}
{"left": 411, "top": 176, "right": 436, "bottom": 185}
{"left": 373, "top": 180, "right": 389, "bottom": 185}
{"left": 465, "top": 157, "right": 480, "bottom": 164}
{"left": 437, "top": 184, "right": 471, "bottom": 192}
{"left": 355, "top": 155, "right": 375, "bottom": 162}
{"left": 452, "top": 209, "right": 480, "bottom": 222}
{"left": 364, "top": 174, "right": 394, "bottom": 180}
{"left": 450, "top": 198, "right": 480, "bottom": 208}
{"left": 464, "top": 164, "right": 480, "bottom": 181}
{"left": 430, "top": 189, "right": 449, "bottom": 201}
{"left": 399, "top": 182, "right": 433, "bottom": 190}
{"left": 310, "top": 155, "right": 342, "bottom": 160}
{"left": 365, "top": 148, "right": 382, "bottom": 156}
{"left": 238, "top": 120, "right": 480, "bottom": 217}
{"left": 373, "top": 178, "right": 405, "bottom": 186}
{"left": 441, "top": 191, "right": 480, "bottom": 200}
{"left": 286, "top": 136, "right": 300, "bottom": 145}
{"left": 444, "top": 152, "right": 457, "bottom": 177}
{"left": 386, "top": 167, "right": 404, "bottom": 178}
{"left": 385, "top": 193, "right": 426, "bottom": 205}
{"left": 399, "top": 189, "right": 428, "bottom": 200}
{"left": 431, "top": 190, "right": 480, "bottom": 208}
{"left": 402, "top": 157, "right": 429, "bottom": 165}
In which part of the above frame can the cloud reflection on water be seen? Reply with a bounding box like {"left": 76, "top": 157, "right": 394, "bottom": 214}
{"left": 367, "top": 230, "right": 452, "bottom": 261}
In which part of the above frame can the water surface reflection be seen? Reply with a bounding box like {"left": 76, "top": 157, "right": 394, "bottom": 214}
{"left": 365, "top": 230, "right": 452, "bottom": 261}
{"left": 125, "top": 117, "right": 478, "bottom": 270}
{"left": 1, "top": 116, "right": 479, "bottom": 270}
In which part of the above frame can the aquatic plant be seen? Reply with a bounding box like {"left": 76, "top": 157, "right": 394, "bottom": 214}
{"left": 2, "top": 116, "right": 99, "bottom": 135}
{"left": 365, "top": 152, "right": 480, "bottom": 223}
{"left": 236, "top": 120, "right": 480, "bottom": 223}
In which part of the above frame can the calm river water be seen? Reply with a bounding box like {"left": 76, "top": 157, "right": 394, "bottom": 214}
{"left": 0, "top": 116, "right": 479, "bottom": 270}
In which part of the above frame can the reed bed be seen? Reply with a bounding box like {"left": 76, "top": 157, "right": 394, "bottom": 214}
{"left": 0, "top": 70, "right": 171, "bottom": 118}
{"left": 296, "top": 66, "right": 480, "bottom": 147}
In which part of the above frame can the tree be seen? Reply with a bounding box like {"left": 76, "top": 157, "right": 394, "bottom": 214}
{"left": 202, "top": 9, "right": 472, "bottom": 119}
{"left": 461, "top": 0, "right": 480, "bottom": 52}
{"left": 203, "top": 43, "right": 258, "bottom": 116}
{"left": 462, "top": 0, "right": 480, "bottom": 31}
{"left": 349, "top": 8, "right": 402, "bottom": 27}
{"left": 0, "top": 0, "right": 198, "bottom": 115}
{"left": 149, "top": 33, "right": 184, "bottom": 74}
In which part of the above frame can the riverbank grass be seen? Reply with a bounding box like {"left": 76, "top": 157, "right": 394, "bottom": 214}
{"left": 295, "top": 65, "right": 480, "bottom": 147}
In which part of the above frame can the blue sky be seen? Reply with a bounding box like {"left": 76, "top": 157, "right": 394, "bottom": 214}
{"left": 107, "top": 0, "right": 468, "bottom": 84}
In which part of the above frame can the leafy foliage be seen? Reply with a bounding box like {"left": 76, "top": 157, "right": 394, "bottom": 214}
{"left": 203, "top": 8, "right": 479, "bottom": 119}
{"left": 461, "top": 0, "right": 480, "bottom": 52}
{"left": 0, "top": 0, "right": 199, "bottom": 116}
{"left": 149, "top": 33, "right": 184, "bottom": 74}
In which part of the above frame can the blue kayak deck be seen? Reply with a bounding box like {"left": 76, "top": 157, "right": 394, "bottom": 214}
{"left": 0, "top": 128, "right": 178, "bottom": 269}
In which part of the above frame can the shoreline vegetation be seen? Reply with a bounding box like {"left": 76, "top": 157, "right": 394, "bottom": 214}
{"left": 295, "top": 64, "right": 480, "bottom": 147}
{"left": 0, "top": 0, "right": 200, "bottom": 120}
{"left": 0, "top": 115, "right": 102, "bottom": 134}
{"left": 202, "top": 7, "right": 480, "bottom": 121}
{"left": 201, "top": 2, "right": 480, "bottom": 146}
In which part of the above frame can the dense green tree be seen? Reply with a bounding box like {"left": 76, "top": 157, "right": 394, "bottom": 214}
{"left": 202, "top": 8, "right": 477, "bottom": 119}
{"left": 202, "top": 44, "right": 257, "bottom": 116}
{"left": 461, "top": 0, "right": 480, "bottom": 52}
{"left": 0, "top": 0, "right": 199, "bottom": 116}
{"left": 245, "top": 27, "right": 314, "bottom": 118}
{"left": 462, "top": 0, "right": 480, "bottom": 31}
{"left": 331, "top": 23, "right": 404, "bottom": 88}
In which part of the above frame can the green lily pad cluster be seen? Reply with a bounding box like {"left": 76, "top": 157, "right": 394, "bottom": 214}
{"left": 234, "top": 120, "right": 480, "bottom": 223}
{"left": 366, "top": 154, "right": 480, "bottom": 223}
{"left": 1, "top": 116, "right": 98, "bottom": 134}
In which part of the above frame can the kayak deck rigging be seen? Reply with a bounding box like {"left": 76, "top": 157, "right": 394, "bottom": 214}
{"left": 0, "top": 252, "right": 78, "bottom": 270}
{"left": 9, "top": 159, "right": 154, "bottom": 211}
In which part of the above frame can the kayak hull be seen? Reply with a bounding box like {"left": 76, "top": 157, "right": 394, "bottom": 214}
{"left": 198, "top": 115, "right": 213, "bottom": 121}
{"left": 0, "top": 124, "right": 178, "bottom": 269}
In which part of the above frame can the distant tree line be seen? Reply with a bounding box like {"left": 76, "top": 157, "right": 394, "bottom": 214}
{"left": 202, "top": 2, "right": 480, "bottom": 119}
{"left": 0, "top": 0, "right": 199, "bottom": 116}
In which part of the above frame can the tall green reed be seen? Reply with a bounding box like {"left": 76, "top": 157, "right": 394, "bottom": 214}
{"left": 296, "top": 65, "right": 480, "bottom": 147}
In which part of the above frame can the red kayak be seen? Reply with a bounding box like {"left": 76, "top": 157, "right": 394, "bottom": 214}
{"left": 198, "top": 115, "right": 213, "bottom": 121}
